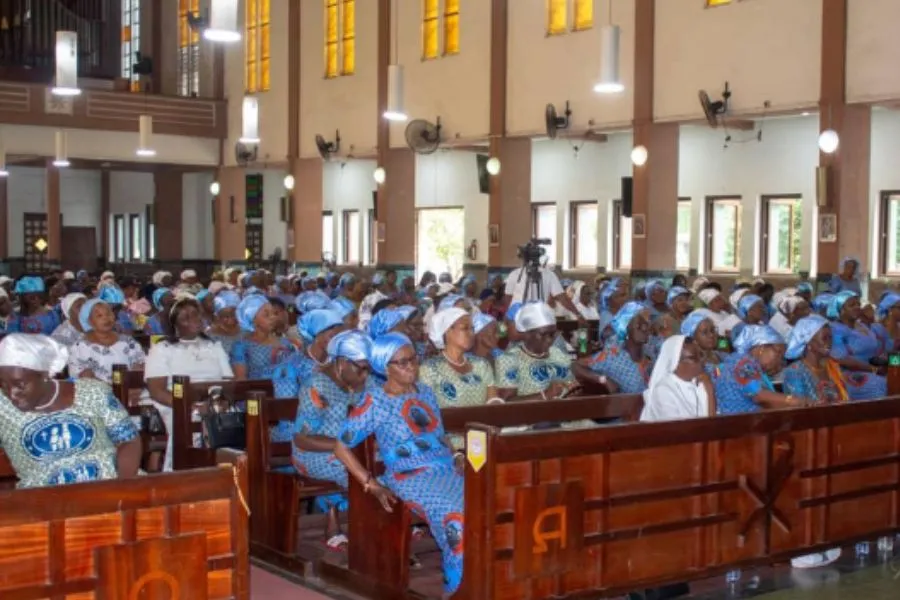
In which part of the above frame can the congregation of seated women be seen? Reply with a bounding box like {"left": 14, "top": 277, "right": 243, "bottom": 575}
{"left": 1, "top": 257, "right": 900, "bottom": 592}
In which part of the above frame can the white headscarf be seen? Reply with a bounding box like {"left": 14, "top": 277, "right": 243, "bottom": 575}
{"left": 515, "top": 302, "right": 556, "bottom": 333}
{"left": 208, "top": 281, "right": 227, "bottom": 295}
{"left": 0, "top": 334, "right": 69, "bottom": 376}
{"left": 181, "top": 269, "right": 197, "bottom": 280}
{"left": 640, "top": 335, "right": 709, "bottom": 422}
{"left": 729, "top": 288, "right": 750, "bottom": 311}
{"left": 428, "top": 307, "right": 469, "bottom": 349}
{"left": 60, "top": 293, "right": 86, "bottom": 320}
{"left": 698, "top": 288, "right": 722, "bottom": 307}
{"left": 152, "top": 271, "right": 172, "bottom": 286}
{"left": 100, "top": 270, "right": 115, "bottom": 282}
{"left": 691, "top": 277, "right": 710, "bottom": 294}
{"left": 566, "top": 281, "right": 600, "bottom": 320}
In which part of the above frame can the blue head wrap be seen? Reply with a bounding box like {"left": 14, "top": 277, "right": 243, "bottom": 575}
{"left": 78, "top": 298, "right": 106, "bottom": 332}
{"left": 295, "top": 290, "right": 331, "bottom": 314}
{"left": 460, "top": 275, "right": 476, "bottom": 289}
{"left": 213, "top": 290, "right": 241, "bottom": 315}
{"left": 666, "top": 286, "right": 690, "bottom": 308}
{"left": 372, "top": 272, "right": 386, "bottom": 286}
{"left": 327, "top": 329, "right": 373, "bottom": 363}
{"left": 611, "top": 301, "right": 648, "bottom": 341}
{"left": 338, "top": 273, "right": 356, "bottom": 288}
{"left": 737, "top": 294, "right": 764, "bottom": 320}
{"left": 681, "top": 309, "right": 714, "bottom": 337}
{"left": 301, "top": 276, "right": 316, "bottom": 288}
{"left": 298, "top": 309, "right": 344, "bottom": 344}
{"left": 733, "top": 325, "right": 785, "bottom": 355}
{"left": 812, "top": 293, "right": 834, "bottom": 315}
{"left": 438, "top": 294, "right": 465, "bottom": 312}
{"left": 599, "top": 278, "right": 623, "bottom": 311}
{"left": 152, "top": 288, "right": 172, "bottom": 311}
{"left": 877, "top": 293, "right": 900, "bottom": 321}
{"left": 644, "top": 280, "right": 666, "bottom": 298}
{"left": 196, "top": 289, "right": 210, "bottom": 303}
{"left": 236, "top": 294, "right": 269, "bottom": 333}
{"left": 98, "top": 286, "right": 125, "bottom": 306}
{"left": 472, "top": 312, "right": 496, "bottom": 335}
{"left": 827, "top": 290, "right": 859, "bottom": 320}
{"left": 505, "top": 302, "right": 523, "bottom": 322}
{"left": 368, "top": 306, "right": 414, "bottom": 338}
{"left": 797, "top": 282, "right": 813, "bottom": 295}
{"left": 330, "top": 296, "right": 357, "bottom": 319}
{"left": 369, "top": 332, "right": 413, "bottom": 377}
{"left": 785, "top": 316, "right": 829, "bottom": 360}
{"left": 14, "top": 276, "right": 44, "bottom": 295}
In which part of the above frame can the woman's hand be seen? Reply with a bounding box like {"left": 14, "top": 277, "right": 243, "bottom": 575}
{"left": 543, "top": 381, "right": 568, "bottom": 399}
{"left": 454, "top": 452, "right": 466, "bottom": 474}
{"left": 368, "top": 480, "right": 398, "bottom": 512}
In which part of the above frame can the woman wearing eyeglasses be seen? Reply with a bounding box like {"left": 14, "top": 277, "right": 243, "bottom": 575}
{"left": 334, "top": 332, "right": 464, "bottom": 596}
{"left": 292, "top": 330, "right": 373, "bottom": 552}
{"left": 575, "top": 302, "right": 654, "bottom": 395}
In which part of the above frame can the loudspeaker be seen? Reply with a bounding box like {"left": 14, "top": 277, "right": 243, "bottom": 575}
{"left": 622, "top": 176, "right": 634, "bottom": 217}
{"left": 372, "top": 190, "right": 378, "bottom": 221}
{"left": 816, "top": 166, "right": 829, "bottom": 207}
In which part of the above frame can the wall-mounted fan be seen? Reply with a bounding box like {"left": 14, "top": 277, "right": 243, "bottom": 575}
{"left": 235, "top": 141, "right": 257, "bottom": 164}
{"left": 405, "top": 117, "right": 442, "bottom": 155}
{"left": 315, "top": 131, "right": 341, "bottom": 161}
{"left": 698, "top": 82, "right": 731, "bottom": 129}
{"left": 545, "top": 101, "right": 572, "bottom": 140}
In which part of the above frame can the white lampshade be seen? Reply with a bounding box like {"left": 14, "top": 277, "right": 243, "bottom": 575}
{"left": 136, "top": 115, "right": 156, "bottom": 157}
{"left": 630, "top": 145, "right": 648, "bottom": 167}
{"left": 204, "top": 0, "right": 241, "bottom": 42}
{"left": 818, "top": 129, "right": 839, "bottom": 154}
{"left": 240, "top": 97, "right": 260, "bottom": 144}
{"left": 210, "top": 181, "right": 221, "bottom": 196}
{"left": 486, "top": 157, "right": 501, "bottom": 176}
{"left": 0, "top": 150, "right": 7, "bottom": 178}
{"left": 594, "top": 25, "right": 624, "bottom": 94}
{"left": 384, "top": 65, "right": 408, "bottom": 121}
{"left": 284, "top": 174, "right": 295, "bottom": 191}
{"left": 373, "top": 167, "right": 386, "bottom": 184}
{"left": 53, "top": 130, "right": 70, "bottom": 168}
{"left": 52, "top": 31, "right": 81, "bottom": 96}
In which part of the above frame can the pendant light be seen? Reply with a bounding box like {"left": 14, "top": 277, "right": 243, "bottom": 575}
{"left": 593, "top": 2, "right": 624, "bottom": 94}
{"left": 383, "top": 0, "right": 407, "bottom": 121}
{"left": 204, "top": 0, "right": 242, "bottom": 43}
{"left": 52, "top": 31, "right": 81, "bottom": 96}
{"left": 53, "top": 130, "right": 70, "bottom": 168}
{"left": 240, "top": 97, "right": 261, "bottom": 144}
{"left": 0, "top": 137, "right": 8, "bottom": 178}
{"left": 136, "top": 115, "right": 156, "bottom": 157}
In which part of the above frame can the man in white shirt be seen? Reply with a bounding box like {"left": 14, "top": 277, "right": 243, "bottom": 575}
{"left": 503, "top": 266, "right": 584, "bottom": 322}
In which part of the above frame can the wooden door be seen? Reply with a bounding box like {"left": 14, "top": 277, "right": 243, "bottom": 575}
{"left": 61, "top": 226, "right": 98, "bottom": 272}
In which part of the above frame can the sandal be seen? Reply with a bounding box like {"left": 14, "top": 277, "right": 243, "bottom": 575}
{"left": 411, "top": 526, "right": 429, "bottom": 541}
{"left": 325, "top": 533, "right": 349, "bottom": 553}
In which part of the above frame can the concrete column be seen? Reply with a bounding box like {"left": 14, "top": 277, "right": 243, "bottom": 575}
{"left": 214, "top": 166, "right": 247, "bottom": 262}
{"left": 289, "top": 158, "right": 324, "bottom": 266}
{"left": 154, "top": 171, "right": 184, "bottom": 261}
{"left": 488, "top": 137, "right": 532, "bottom": 269}
{"left": 377, "top": 149, "right": 416, "bottom": 269}
{"left": 46, "top": 160, "right": 61, "bottom": 268}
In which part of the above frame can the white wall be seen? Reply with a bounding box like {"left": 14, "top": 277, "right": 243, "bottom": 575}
{"left": 415, "top": 151, "right": 489, "bottom": 264}
{"left": 181, "top": 171, "right": 215, "bottom": 260}
{"left": 531, "top": 134, "right": 634, "bottom": 270}
{"left": 868, "top": 109, "right": 900, "bottom": 278}
{"left": 322, "top": 160, "right": 377, "bottom": 265}
{"left": 7, "top": 167, "right": 103, "bottom": 257}
{"left": 678, "top": 115, "right": 820, "bottom": 276}
{"left": 108, "top": 171, "right": 153, "bottom": 260}
{"left": 261, "top": 170, "right": 289, "bottom": 258}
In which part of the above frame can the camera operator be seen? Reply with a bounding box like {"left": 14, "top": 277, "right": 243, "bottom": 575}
{"left": 503, "top": 239, "right": 586, "bottom": 325}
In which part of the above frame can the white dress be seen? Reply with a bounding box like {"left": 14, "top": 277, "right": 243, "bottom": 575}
{"left": 144, "top": 337, "right": 234, "bottom": 471}
{"left": 68, "top": 335, "right": 146, "bottom": 384}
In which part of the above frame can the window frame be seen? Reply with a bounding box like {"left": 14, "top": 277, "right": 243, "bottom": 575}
{"left": 531, "top": 202, "right": 557, "bottom": 264}
{"left": 759, "top": 194, "right": 802, "bottom": 275}
{"left": 612, "top": 199, "right": 632, "bottom": 272}
{"left": 879, "top": 191, "right": 900, "bottom": 277}
{"left": 121, "top": 0, "right": 141, "bottom": 91}
{"left": 367, "top": 208, "right": 376, "bottom": 265}
{"left": 322, "top": 210, "right": 335, "bottom": 258}
{"left": 145, "top": 204, "right": 155, "bottom": 261}
{"left": 423, "top": 0, "right": 458, "bottom": 60}
{"left": 113, "top": 214, "right": 126, "bottom": 262}
{"left": 705, "top": 195, "right": 742, "bottom": 274}
{"left": 177, "top": 0, "right": 200, "bottom": 97}
{"left": 572, "top": 0, "right": 593, "bottom": 32}
{"left": 341, "top": 0, "right": 355, "bottom": 75}
{"left": 675, "top": 197, "right": 692, "bottom": 271}
{"left": 569, "top": 200, "right": 598, "bottom": 269}
{"left": 705, "top": 0, "right": 732, "bottom": 7}
{"left": 342, "top": 209, "right": 360, "bottom": 265}
{"left": 129, "top": 214, "right": 142, "bottom": 261}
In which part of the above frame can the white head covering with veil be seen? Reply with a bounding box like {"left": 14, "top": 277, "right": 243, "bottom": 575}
{"left": 640, "top": 335, "right": 710, "bottom": 422}
{"left": 0, "top": 334, "right": 69, "bottom": 376}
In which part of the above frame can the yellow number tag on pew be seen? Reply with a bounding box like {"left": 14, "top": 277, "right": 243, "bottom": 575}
{"left": 467, "top": 430, "right": 486, "bottom": 473}
{"left": 150, "top": 335, "right": 164, "bottom": 345}
{"left": 112, "top": 371, "right": 121, "bottom": 385}
{"left": 172, "top": 383, "right": 183, "bottom": 399}
{"left": 247, "top": 400, "right": 259, "bottom": 416}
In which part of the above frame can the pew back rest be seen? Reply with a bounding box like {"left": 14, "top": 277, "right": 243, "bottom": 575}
{"left": 0, "top": 459, "right": 250, "bottom": 599}
{"left": 111, "top": 363, "right": 146, "bottom": 416}
{"left": 248, "top": 395, "right": 299, "bottom": 471}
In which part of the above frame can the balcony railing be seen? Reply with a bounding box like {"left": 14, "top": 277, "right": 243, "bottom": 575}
{"left": 0, "top": 0, "right": 119, "bottom": 82}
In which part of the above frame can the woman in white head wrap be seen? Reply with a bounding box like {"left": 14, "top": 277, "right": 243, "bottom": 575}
{"left": 494, "top": 302, "right": 578, "bottom": 402}
{"left": 561, "top": 281, "right": 600, "bottom": 321}
{"left": 698, "top": 287, "right": 742, "bottom": 336}
{"left": 420, "top": 308, "right": 500, "bottom": 419}
{"left": 50, "top": 292, "right": 88, "bottom": 347}
{"left": 68, "top": 299, "right": 146, "bottom": 384}
{"left": 0, "top": 334, "right": 142, "bottom": 489}
{"left": 769, "top": 291, "right": 810, "bottom": 341}
{"left": 640, "top": 335, "right": 714, "bottom": 422}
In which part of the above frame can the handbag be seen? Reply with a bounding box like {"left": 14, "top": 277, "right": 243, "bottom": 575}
{"left": 201, "top": 388, "right": 246, "bottom": 450}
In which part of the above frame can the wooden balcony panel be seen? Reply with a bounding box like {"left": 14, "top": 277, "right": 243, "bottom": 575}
{"left": 0, "top": 82, "right": 226, "bottom": 139}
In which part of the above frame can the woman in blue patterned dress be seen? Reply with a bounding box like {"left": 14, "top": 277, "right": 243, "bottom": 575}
{"left": 598, "top": 278, "right": 628, "bottom": 346}
{"left": 871, "top": 293, "right": 900, "bottom": 355}
{"left": 292, "top": 330, "right": 373, "bottom": 551}
{"left": 7, "top": 276, "right": 61, "bottom": 335}
{"left": 495, "top": 303, "right": 577, "bottom": 402}
{"left": 0, "top": 334, "right": 141, "bottom": 488}
{"left": 469, "top": 312, "right": 503, "bottom": 364}
{"left": 681, "top": 309, "right": 725, "bottom": 381}
{"left": 667, "top": 286, "right": 693, "bottom": 329}
{"left": 330, "top": 296, "right": 359, "bottom": 330}
{"left": 825, "top": 291, "right": 887, "bottom": 400}
{"left": 68, "top": 299, "right": 146, "bottom": 384}
{"left": 729, "top": 293, "right": 767, "bottom": 344}
{"left": 144, "top": 288, "right": 174, "bottom": 335}
{"left": 295, "top": 309, "right": 347, "bottom": 381}
{"left": 783, "top": 316, "right": 851, "bottom": 404}
{"left": 334, "top": 332, "right": 464, "bottom": 595}
{"left": 828, "top": 256, "right": 862, "bottom": 295}
{"left": 643, "top": 280, "right": 668, "bottom": 319}
{"left": 713, "top": 325, "right": 812, "bottom": 414}
{"left": 207, "top": 290, "right": 242, "bottom": 354}
{"left": 98, "top": 285, "right": 134, "bottom": 334}
{"left": 575, "top": 302, "right": 654, "bottom": 394}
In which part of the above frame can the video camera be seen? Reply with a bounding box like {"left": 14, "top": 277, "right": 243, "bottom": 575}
{"left": 517, "top": 238, "right": 551, "bottom": 268}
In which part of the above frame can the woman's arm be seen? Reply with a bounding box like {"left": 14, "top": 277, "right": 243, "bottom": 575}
{"left": 116, "top": 437, "right": 142, "bottom": 478}
{"left": 753, "top": 390, "right": 810, "bottom": 409}
{"left": 293, "top": 433, "right": 337, "bottom": 453}
{"left": 145, "top": 377, "right": 174, "bottom": 408}
{"left": 572, "top": 363, "right": 616, "bottom": 393}
{"left": 333, "top": 441, "right": 396, "bottom": 512}
{"left": 232, "top": 364, "right": 248, "bottom": 380}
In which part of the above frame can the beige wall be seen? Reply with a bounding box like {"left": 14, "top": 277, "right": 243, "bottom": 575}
{"left": 222, "top": 0, "right": 290, "bottom": 166}
{"left": 654, "top": 0, "right": 821, "bottom": 121}
{"left": 299, "top": 0, "right": 379, "bottom": 158}
{"left": 388, "top": 0, "right": 491, "bottom": 147}
{"left": 507, "top": 0, "right": 635, "bottom": 136}
{"left": 846, "top": 0, "right": 900, "bottom": 104}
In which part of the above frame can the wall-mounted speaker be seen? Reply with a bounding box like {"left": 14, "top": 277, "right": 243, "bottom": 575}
{"left": 816, "top": 165, "right": 829, "bottom": 207}
{"left": 621, "top": 176, "right": 634, "bottom": 217}
{"left": 280, "top": 196, "right": 292, "bottom": 223}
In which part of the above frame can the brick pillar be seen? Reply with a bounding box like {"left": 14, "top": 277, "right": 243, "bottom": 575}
{"left": 154, "top": 171, "right": 183, "bottom": 261}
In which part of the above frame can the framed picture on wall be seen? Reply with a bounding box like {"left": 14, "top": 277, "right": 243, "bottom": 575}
{"left": 819, "top": 214, "right": 837, "bottom": 243}
{"left": 377, "top": 222, "right": 386, "bottom": 243}
{"left": 632, "top": 214, "right": 647, "bottom": 238}
{"left": 489, "top": 224, "right": 500, "bottom": 247}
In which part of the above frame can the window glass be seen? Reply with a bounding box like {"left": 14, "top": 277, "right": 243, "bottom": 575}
{"left": 323, "top": 213, "right": 334, "bottom": 257}
{"left": 344, "top": 210, "right": 360, "bottom": 264}
{"left": 710, "top": 199, "right": 741, "bottom": 271}
{"left": 548, "top": 0, "right": 567, "bottom": 35}
{"left": 676, "top": 200, "right": 691, "bottom": 270}
{"left": 573, "top": 203, "right": 598, "bottom": 268}
{"left": 532, "top": 204, "right": 558, "bottom": 266}
{"left": 764, "top": 198, "right": 801, "bottom": 273}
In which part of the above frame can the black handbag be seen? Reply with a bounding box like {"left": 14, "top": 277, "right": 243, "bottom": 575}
{"left": 201, "top": 388, "right": 246, "bottom": 450}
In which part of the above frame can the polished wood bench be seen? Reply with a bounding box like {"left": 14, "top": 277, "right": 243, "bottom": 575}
{"left": 0, "top": 450, "right": 14, "bottom": 490}
{"left": 0, "top": 458, "right": 250, "bottom": 599}
{"left": 110, "top": 364, "right": 168, "bottom": 472}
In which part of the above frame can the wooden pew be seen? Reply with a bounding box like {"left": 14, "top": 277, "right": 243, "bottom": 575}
{"left": 111, "top": 364, "right": 167, "bottom": 472}
{"left": 170, "top": 377, "right": 273, "bottom": 470}
{"left": 0, "top": 458, "right": 250, "bottom": 599}
{"left": 244, "top": 393, "right": 342, "bottom": 566}
{"left": 0, "top": 451, "right": 14, "bottom": 490}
